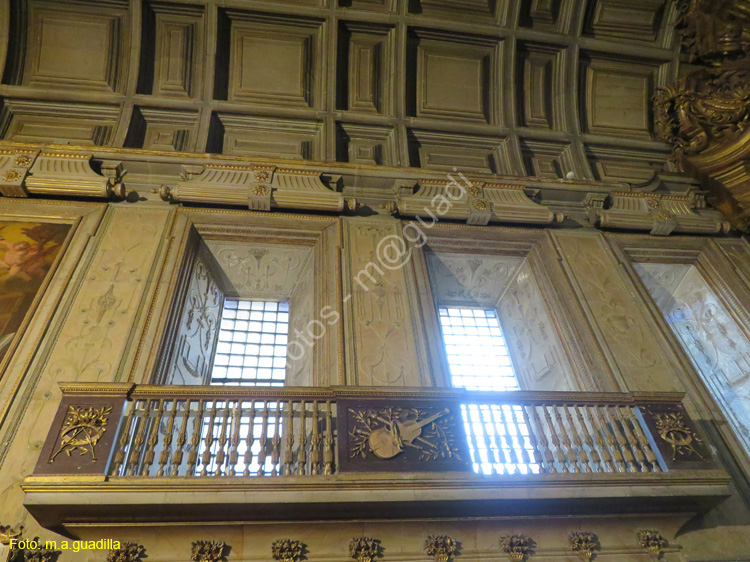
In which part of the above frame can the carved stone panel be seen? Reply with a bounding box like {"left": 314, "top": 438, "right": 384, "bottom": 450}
{"left": 552, "top": 231, "right": 682, "bottom": 391}
{"left": 162, "top": 245, "right": 223, "bottom": 386}
{"left": 337, "top": 399, "right": 471, "bottom": 472}
{"left": 635, "top": 262, "right": 750, "bottom": 456}
{"left": 343, "top": 219, "right": 429, "bottom": 387}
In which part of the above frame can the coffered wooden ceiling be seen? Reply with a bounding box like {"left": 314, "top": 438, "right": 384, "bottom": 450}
{"left": 0, "top": 0, "right": 680, "bottom": 184}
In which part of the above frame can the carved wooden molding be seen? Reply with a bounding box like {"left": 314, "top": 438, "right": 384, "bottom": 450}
{"left": 160, "top": 164, "right": 347, "bottom": 212}
{"left": 0, "top": 149, "right": 126, "bottom": 199}
{"left": 397, "top": 180, "right": 564, "bottom": 226}
{"left": 586, "top": 191, "right": 730, "bottom": 235}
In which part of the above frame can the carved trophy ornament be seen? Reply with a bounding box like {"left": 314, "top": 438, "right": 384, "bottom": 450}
{"left": 424, "top": 535, "right": 460, "bottom": 562}
{"left": 107, "top": 543, "right": 146, "bottom": 562}
{"left": 349, "top": 537, "right": 381, "bottom": 562}
{"left": 49, "top": 405, "right": 113, "bottom": 463}
{"left": 0, "top": 524, "right": 22, "bottom": 545}
{"left": 191, "top": 540, "right": 229, "bottom": 562}
{"left": 638, "top": 530, "right": 667, "bottom": 559}
{"left": 349, "top": 407, "right": 460, "bottom": 460}
{"left": 568, "top": 532, "right": 599, "bottom": 562}
{"left": 651, "top": 411, "right": 705, "bottom": 460}
{"left": 272, "top": 539, "right": 306, "bottom": 562}
{"left": 499, "top": 535, "right": 534, "bottom": 562}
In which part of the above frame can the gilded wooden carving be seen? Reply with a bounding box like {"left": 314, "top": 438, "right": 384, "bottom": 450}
{"left": 637, "top": 530, "right": 667, "bottom": 559}
{"left": 424, "top": 535, "right": 459, "bottom": 562}
{"left": 499, "top": 534, "right": 534, "bottom": 562}
{"left": 651, "top": 411, "right": 705, "bottom": 460}
{"left": 271, "top": 539, "right": 306, "bottom": 562}
{"left": 49, "top": 405, "right": 113, "bottom": 462}
{"left": 349, "top": 537, "right": 381, "bottom": 562}
{"left": 568, "top": 532, "right": 599, "bottom": 562}
{"left": 191, "top": 540, "right": 229, "bottom": 562}
{"left": 107, "top": 543, "right": 146, "bottom": 562}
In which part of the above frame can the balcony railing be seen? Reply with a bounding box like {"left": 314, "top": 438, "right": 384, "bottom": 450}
{"left": 24, "top": 384, "right": 729, "bottom": 527}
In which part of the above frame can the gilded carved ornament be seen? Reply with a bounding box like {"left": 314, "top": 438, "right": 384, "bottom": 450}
{"left": 23, "top": 547, "right": 59, "bottom": 562}
{"left": 271, "top": 539, "right": 306, "bottom": 562}
{"left": 424, "top": 535, "right": 460, "bottom": 562}
{"left": 107, "top": 543, "right": 146, "bottom": 562}
{"left": 49, "top": 405, "right": 113, "bottom": 463}
{"left": 568, "top": 532, "right": 599, "bottom": 562}
{"left": 637, "top": 530, "right": 667, "bottom": 559}
{"left": 652, "top": 411, "right": 705, "bottom": 460}
{"left": 0, "top": 524, "right": 22, "bottom": 546}
{"left": 349, "top": 537, "right": 381, "bottom": 562}
{"left": 191, "top": 541, "right": 229, "bottom": 562}
{"left": 499, "top": 535, "right": 534, "bottom": 562}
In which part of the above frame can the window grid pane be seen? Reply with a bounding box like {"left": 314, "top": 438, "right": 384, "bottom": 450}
{"left": 211, "top": 299, "right": 289, "bottom": 387}
{"left": 438, "top": 306, "right": 538, "bottom": 475}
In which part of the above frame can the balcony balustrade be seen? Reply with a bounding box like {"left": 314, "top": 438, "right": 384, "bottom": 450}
{"left": 23, "top": 384, "right": 730, "bottom": 529}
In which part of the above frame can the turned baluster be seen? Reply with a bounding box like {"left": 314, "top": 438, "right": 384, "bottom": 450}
{"left": 242, "top": 402, "right": 256, "bottom": 477}
{"left": 583, "top": 405, "right": 612, "bottom": 472}
{"left": 215, "top": 401, "right": 231, "bottom": 476}
{"left": 625, "top": 407, "right": 660, "bottom": 472}
{"left": 201, "top": 401, "right": 219, "bottom": 476}
{"left": 565, "top": 404, "right": 592, "bottom": 473}
{"left": 310, "top": 401, "right": 321, "bottom": 475}
{"left": 128, "top": 400, "right": 150, "bottom": 476}
{"left": 323, "top": 400, "right": 334, "bottom": 475}
{"left": 271, "top": 401, "right": 282, "bottom": 476}
{"left": 143, "top": 399, "right": 164, "bottom": 476}
{"left": 112, "top": 400, "right": 137, "bottom": 477}
{"left": 526, "top": 404, "right": 553, "bottom": 473}
{"left": 171, "top": 399, "right": 191, "bottom": 476}
{"left": 283, "top": 400, "right": 295, "bottom": 476}
{"left": 479, "top": 405, "right": 501, "bottom": 474}
{"left": 542, "top": 404, "right": 568, "bottom": 473}
{"left": 257, "top": 401, "right": 270, "bottom": 476}
{"left": 228, "top": 401, "right": 242, "bottom": 476}
{"left": 575, "top": 405, "right": 602, "bottom": 473}
{"left": 617, "top": 406, "right": 648, "bottom": 472}
{"left": 188, "top": 399, "right": 205, "bottom": 476}
{"left": 296, "top": 401, "right": 308, "bottom": 475}
{"left": 604, "top": 405, "right": 637, "bottom": 472}
{"left": 595, "top": 405, "right": 626, "bottom": 472}
{"left": 553, "top": 404, "right": 580, "bottom": 473}
{"left": 157, "top": 400, "right": 177, "bottom": 476}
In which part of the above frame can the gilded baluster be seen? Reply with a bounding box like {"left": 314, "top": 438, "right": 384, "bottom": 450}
{"left": 171, "top": 399, "right": 191, "bottom": 476}
{"left": 143, "top": 399, "right": 164, "bottom": 476}
{"left": 188, "top": 399, "right": 205, "bottom": 475}
{"left": 595, "top": 406, "right": 625, "bottom": 472}
{"left": 554, "top": 404, "right": 580, "bottom": 472}
{"left": 258, "top": 401, "right": 270, "bottom": 476}
{"left": 271, "top": 401, "right": 282, "bottom": 476}
{"left": 565, "top": 404, "right": 592, "bottom": 473}
{"left": 542, "top": 404, "right": 568, "bottom": 473}
{"left": 605, "top": 406, "right": 637, "bottom": 471}
{"left": 619, "top": 406, "right": 652, "bottom": 472}
{"left": 157, "top": 400, "right": 178, "bottom": 476}
{"left": 128, "top": 400, "right": 150, "bottom": 476}
{"left": 526, "top": 404, "right": 553, "bottom": 473}
{"left": 323, "top": 400, "right": 334, "bottom": 475}
{"left": 215, "top": 401, "right": 231, "bottom": 476}
{"left": 243, "top": 402, "right": 256, "bottom": 477}
{"left": 284, "top": 400, "right": 295, "bottom": 476}
{"left": 112, "top": 400, "right": 137, "bottom": 476}
{"left": 575, "top": 405, "right": 601, "bottom": 473}
{"left": 583, "top": 405, "right": 612, "bottom": 472}
{"left": 201, "top": 401, "right": 218, "bottom": 476}
{"left": 229, "top": 401, "right": 242, "bottom": 476}
{"left": 310, "top": 401, "right": 321, "bottom": 475}
{"left": 296, "top": 401, "right": 307, "bottom": 475}
{"left": 625, "top": 407, "right": 660, "bottom": 472}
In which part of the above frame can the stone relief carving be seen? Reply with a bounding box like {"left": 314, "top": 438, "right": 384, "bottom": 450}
{"left": 497, "top": 261, "right": 576, "bottom": 391}
{"left": 426, "top": 251, "right": 521, "bottom": 306}
{"left": 553, "top": 233, "right": 676, "bottom": 390}
{"left": 46, "top": 208, "right": 168, "bottom": 382}
{"left": 164, "top": 248, "right": 222, "bottom": 385}
{"left": 635, "top": 262, "right": 750, "bottom": 456}
{"left": 287, "top": 252, "right": 314, "bottom": 386}
{"left": 207, "top": 242, "right": 311, "bottom": 299}
{"left": 346, "top": 222, "right": 423, "bottom": 387}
